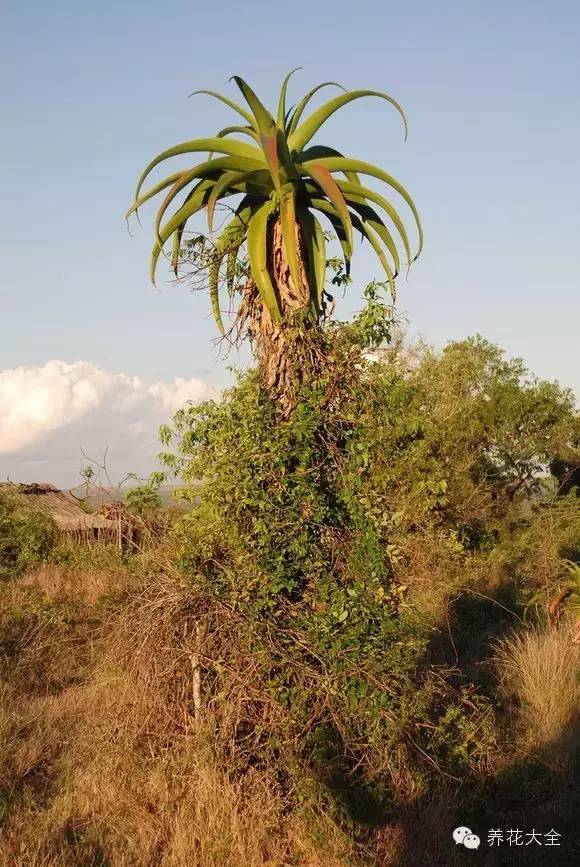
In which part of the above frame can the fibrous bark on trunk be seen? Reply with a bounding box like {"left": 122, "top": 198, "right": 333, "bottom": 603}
{"left": 237, "top": 217, "right": 325, "bottom": 414}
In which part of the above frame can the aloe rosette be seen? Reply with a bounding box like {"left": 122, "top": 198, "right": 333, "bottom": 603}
{"left": 127, "top": 70, "right": 422, "bottom": 335}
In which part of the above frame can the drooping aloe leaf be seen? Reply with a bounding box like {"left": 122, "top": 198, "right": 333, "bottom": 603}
{"left": 306, "top": 197, "right": 351, "bottom": 274}
{"left": 296, "top": 145, "right": 362, "bottom": 186}
{"left": 207, "top": 169, "right": 256, "bottom": 233}
{"left": 357, "top": 221, "right": 397, "bottom": 299}
{"left": 152, "top": 156, "right": 263, "bottom": 246}
{"left": 206, "top": 125, "right": 261, "bottom": 161}
{"left": 246, "top": 199, "right": 281, "bottom": 323}
{"left": 134, "top": 138, "right": 264, "bottom": 204}
{"left": 171, "top": 225, "right": 183, "bottom": 276}
{"left": 289, "top": 90, "right": 408, "bottom": 152}
{"left": 298, "top": 207, "right": 326, "bottom": 315}
{"left": 279, "top": 189, "right": 303, "bottom": 298}
{"left": 345, "top": 196, "right": 401, "bottom": 275}
{"left": 277, "top": 67, "right": 302, "bottom": 129}
{"left": 314, "top": 199, "right": 392, "bottom": 293}
{"left": 309, "top": 157, "right": 422, "bottom": 258}
{"left": 188, "top": 89, "right": 256, "bottom": 129}
{"left": 209, "top": 205, "right": 254, "bottom": 333}
{"left": 299, "top": 163, "right": 353, "bottom": 251}
{"left": 286, "top": 81, "right": 346, "bottom": 136}
{"left": 126, "top": 170, "right": 184, "bottom": 220}
{"left": 151, "top": 181, "right": 244, "bottom": 284}
{"left": 216, "top": 124, "right": 260, "bottom": 143}
{"left": 226, "top": 243, "right": 241, "bottom": 297}
{"left": 336, "top": 179, "right": 412, "bottom": 265}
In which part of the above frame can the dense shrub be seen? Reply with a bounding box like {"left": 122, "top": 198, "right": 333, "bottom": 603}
{"left": 0, "top": 495, "right": 58, "bottom": 576}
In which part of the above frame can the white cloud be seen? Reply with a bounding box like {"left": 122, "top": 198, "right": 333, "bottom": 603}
{"left": 0, "top": 361, "right": 219, "bottom": 485}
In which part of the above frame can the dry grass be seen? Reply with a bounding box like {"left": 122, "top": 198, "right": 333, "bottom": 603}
{"left": 0, "top": 560, "right": 356, "bottom": 866}
{"left": 494, "top": 622, "right": 580, "bottom": 746}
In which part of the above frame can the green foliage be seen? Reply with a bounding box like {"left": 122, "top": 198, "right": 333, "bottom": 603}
{"left": 125, "top": 483, "right": 162, "bottom": 518}
{"left": 0, "top": 495, "right": 58, "bottom": 576}
{"left": 127, "top": 72, "right": 422, "bottom": 329}
{"left": 158, "top": 301, "right": 566, "bottom": 807}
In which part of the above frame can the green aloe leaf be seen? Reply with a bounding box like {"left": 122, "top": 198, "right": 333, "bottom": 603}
{"left": 309, "top": 157, "right": 422, "bottom": 259}
{"left": 153, "top": 156, "right": 262, "bottom": 247}
{"left": 126, "top": 171, "right": 184, "bottom": 220}
{"left": 171, "top": 224, "right": 184, "bottom": 276}
{"left": 357, "top": 221, "right": 396, "bottom": 299}
{"left": 231, "top": 76, "right": 281, "bottom": 191}
{"left": 276, "top": 67, "right": 302, "bottom": 129}
{"left": 336, "top": 179, "right": 412, "bottom": 265}
{"left": 188, "top": 89, "right": 256, "bottom": 129}
{"left": 286, "top": 81, "right": 346, "bottom": 136}
{"left": 306, "top": 197, "right": 352, "bottom": 274}
{"left": 298, "top": 207, "right": 327, "bottom": 314}
{"left": 346, "top": 197, "right": 401, "bottom": 276}
{"left": 216, "top": 124, "right": 259, "bottom": 143}
{"left": 246, "top": 199, "right": 281, "bottom": 323}
{"left": 134, "top": 137, "right": 264, "bottom": 205}
{"left": 209, "top": 205, "right": 254, "bottom": 333}
{"left": 289, "top": 90, "right": 408, "bottom": 152}
{"left": 206, "top": 125, "right": 260, "bottom": 162}
{"left": 226, "top": 244, "right": 241, "bottom": 297}
{"left": 207, "top": 169, "right": 256, "bottom": 233}
{"left": 297, "top": 145, "right": 361, "bottom": 185}
{"left": 299, "top": 163, "right": 353, "bottom": 251}
{"left": 279, "top": 189, "right": 303, "bottom": 300}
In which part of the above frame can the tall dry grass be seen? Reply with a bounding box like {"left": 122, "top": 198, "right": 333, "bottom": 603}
{"left": 0, "top": 557, "right": 355, "bottom": 866}
{"left": 494, "top": 622, "right": 580, "bottom": 746}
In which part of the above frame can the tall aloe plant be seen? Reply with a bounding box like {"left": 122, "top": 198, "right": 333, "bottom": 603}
{"left": 127, "top": 70, "right": 422, "bottom": 404}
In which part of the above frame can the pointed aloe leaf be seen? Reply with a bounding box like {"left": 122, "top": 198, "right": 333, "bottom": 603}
{"left": 277, "top": 67, "right": 302, "bottom": 129}
{"left": 289, "top": 90, "right": 408, "bottom": 152}
{"left": 246, "top": 199, "right": 281, "bottom": 323}
{"left": 311, "top": 199, "right": 396, "bottom": 299}
{"left": 209, "top": 205, "right": 254, "bottom": 334}
{"left": 231, "top": 76, "right": 276, "bottom": 133}
{"left": 126, "top": 171, "right": 183, "bottom": 220}
{"left": 298, "top": 207, "right": 326, "bottom": 314}
{"left": 306, "top": 197, "right": 352, "bottom": 275}
{"left": 231, "top": 76, "right": 281, "bottom": 191}
{"left": 309, "top": 157, "right": 422, "bottom": 259}
{"left": 206, "top": 125, "right": 260, "bottom": 161}
{"left": 188, "top": 89, "right": 256, "bottom": 129}
{"left": 226, "top": 244, "right": 241, "bottom": 297}
{"left": 358, "top": 222, "right": 397, "bottom": 299}
{"left": 134, "top": 137, "right": 264, "bottom": 204}
{"left": 150, "top": 185, "right": 213, "bottom": 284}
{"left": 207, "top": 169, "right": 255, "bottom": 233}
{"left": 151, "top": 181, "right": 242, "bottom": 284}
{"left": 335, "top": 178, "right": 414, "bottom": 264}
{"left": 171, "top": 222, "right": 185, "bottom": 276}
{"left": 216, "top": 124, "right": 259, "bottom": 143}
{"left": 153, "top": 156, "right": 263, "bottom": 246}
{"left": 286, "top": 81, "right": 346, "bottom": 136}
{"left": 297, "top": 145, "right": 362, "bottom": 185}
{"left": 279, "top": 189, "right": 304, "bottom": 299}
{"left": 299, "top": 163, "right": 353, "bottom": 251}
{"left": 345, "top": 197, "right": 401, "bottom": 276}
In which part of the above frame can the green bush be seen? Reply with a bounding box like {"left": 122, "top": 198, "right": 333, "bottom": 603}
{"left": 0, "top": 496, "right": 58, "bottom": 576}
{"left": 159, "top": 296, "right": 521, "bottom": 811}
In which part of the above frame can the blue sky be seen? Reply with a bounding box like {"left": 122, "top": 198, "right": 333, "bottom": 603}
{"left": 1, "top": 1, "right": 579, "bottom": 482}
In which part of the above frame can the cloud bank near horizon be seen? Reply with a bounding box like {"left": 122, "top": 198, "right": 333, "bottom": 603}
{"left": 0, "top": 360, "right": 219, "bottom": 486}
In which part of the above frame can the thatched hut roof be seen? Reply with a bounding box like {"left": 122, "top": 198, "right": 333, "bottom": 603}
{"left": 0, "top": 482, "right": 116, "bottom": 532}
